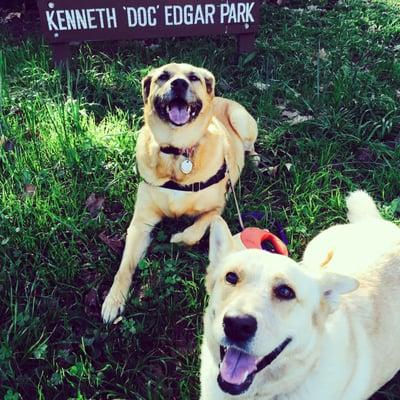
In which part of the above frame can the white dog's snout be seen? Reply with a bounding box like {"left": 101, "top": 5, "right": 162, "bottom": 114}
{"left": 223, "top": 313, "right": 258, "bottom": 343}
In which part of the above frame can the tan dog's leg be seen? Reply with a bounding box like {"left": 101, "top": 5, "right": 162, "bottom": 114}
{"left": 228, "top": 103, "right": 260, "bottom": 165}
{"left": 102, "top": 184, "right": 161, "bottom": 323}
{"left": 170, "top": 209, "right": 221, "bottom": 246}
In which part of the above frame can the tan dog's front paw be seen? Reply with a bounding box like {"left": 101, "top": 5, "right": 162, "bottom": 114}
{"left": 101, "top": 287, "right": 126, "bottom": 323}
{"left": 170, "top": 231, "right": 198, "bottom": 246}
{"left": 170, "top": 232, "right": 186, "bottom": 244}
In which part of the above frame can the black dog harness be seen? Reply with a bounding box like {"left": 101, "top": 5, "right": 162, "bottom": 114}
{"left": 146, "top": 146, "right": 228, "bottom": 192}
{"left": 161, "top": 161, "right": 227, "bottom": 192}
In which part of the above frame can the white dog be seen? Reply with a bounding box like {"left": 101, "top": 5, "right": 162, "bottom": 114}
{"left": 200, "top": 191, "right": 400, "bottom": 399}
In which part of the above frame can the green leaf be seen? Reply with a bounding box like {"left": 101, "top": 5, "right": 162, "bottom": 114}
{"left": 33, "top": 342, "right": 48, "bottom": 359}
{"left": 4, "top": 390, "right": 20, "bottom": 400}
{"left": 243, "top": 51, "right": 257, "bottom": 66}
{"left": 390, "top": 198, "right": 400, "bottom": 215}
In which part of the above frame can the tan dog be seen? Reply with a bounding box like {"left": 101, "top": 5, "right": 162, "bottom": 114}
{"left": 102, "top": 63, "right": 258, "bottom": 323}
{"left": 201, "top": 191, "right": 400, "bottom": 399}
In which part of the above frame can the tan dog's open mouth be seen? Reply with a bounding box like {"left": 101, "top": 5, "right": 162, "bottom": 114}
{"left": 154, "top": 96, "right": 203, "bottom": 126}
{"left": 218, "top": 338, "right": 292, "bottom": 396}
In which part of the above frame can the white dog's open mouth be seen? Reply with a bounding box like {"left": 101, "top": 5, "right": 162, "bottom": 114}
{"left": 218, "top": 338, "right": 292, "bottom": 396}
{"left": 154, "top": 97, "right": 202, "bottom": 127}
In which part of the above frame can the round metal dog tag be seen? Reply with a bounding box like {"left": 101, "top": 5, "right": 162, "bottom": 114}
{"left": 180, "top": 159, "right": 193, "bottom": 174}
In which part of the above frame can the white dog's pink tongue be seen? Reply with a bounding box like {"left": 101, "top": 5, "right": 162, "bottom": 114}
{"left": 220, "top": 347, "right": 258, "bottom": 385}
{"left": 168, "top": 104, "right": 190, "bottom": 125}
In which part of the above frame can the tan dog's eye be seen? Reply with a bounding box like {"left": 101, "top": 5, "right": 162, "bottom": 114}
{"left": 158, "top": 72, "right": 170, "bottom": 81}
{"left": 188, "top": 74, "right": 200, "bottom": 82}
{"left": 274, "top": 284, "right": 296, "bottom": 300}
{"left": 225, "top": 272, "right": 239, "bottom": 285}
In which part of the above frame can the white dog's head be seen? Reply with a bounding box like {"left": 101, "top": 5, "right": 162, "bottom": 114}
{"left": 204, "top": 217, "right": 359, "bottom": 397}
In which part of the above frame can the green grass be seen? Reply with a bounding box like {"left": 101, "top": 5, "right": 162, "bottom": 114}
{"left": 1, "top": 0, "right": 400, "bottom": 398}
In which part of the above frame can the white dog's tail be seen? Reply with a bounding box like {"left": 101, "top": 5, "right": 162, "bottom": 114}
{"left": 346, "top": 190, "right": 382, "bottom": 223}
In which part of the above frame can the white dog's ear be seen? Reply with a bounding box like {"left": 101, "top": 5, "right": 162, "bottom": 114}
{"left": 319, "top": 272, "right": 359, "bottom": 312}
{"left": 142, "top": 74, "right": 153, "bottom": 103}
{"left": 209, "top": 216, "right": 234, "bottom": 266}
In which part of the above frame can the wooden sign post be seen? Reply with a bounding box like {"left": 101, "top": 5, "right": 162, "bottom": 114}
{"left": 36, "top": 0, "right": 260, "bottom": 65}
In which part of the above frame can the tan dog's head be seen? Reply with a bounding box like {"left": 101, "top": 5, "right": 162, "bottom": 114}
{"left": 204, "top": 217, "right": 359, "bottom": 397}
{"left": 142, "top": 63, "right": 215, "bottom": 146}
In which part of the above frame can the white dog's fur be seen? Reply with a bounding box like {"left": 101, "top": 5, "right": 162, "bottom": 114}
{"left": 201, "top": 191, "right": 400, "bottom": 400}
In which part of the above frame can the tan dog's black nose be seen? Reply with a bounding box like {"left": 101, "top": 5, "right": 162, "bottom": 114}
{"left": 223, "top": 314, "right": 257, "bottom": 342}
{"left": 171, "top": 78, "right": 189, "bottom": 95}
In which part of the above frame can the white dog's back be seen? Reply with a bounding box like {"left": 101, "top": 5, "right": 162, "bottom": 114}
{"left": 302, "top": 191, "right": 400, "bottom": 276}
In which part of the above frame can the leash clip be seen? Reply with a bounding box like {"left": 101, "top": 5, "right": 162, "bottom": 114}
{"left": 240, "top": 227, "right": 289, "bottom": 256}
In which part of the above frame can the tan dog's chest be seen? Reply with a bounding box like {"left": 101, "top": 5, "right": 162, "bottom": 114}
{"left": 149, "top": 181, "right": 228, "bottom": 218}
{"left": 159, "top": 131, "right": 225, "bottom": 181}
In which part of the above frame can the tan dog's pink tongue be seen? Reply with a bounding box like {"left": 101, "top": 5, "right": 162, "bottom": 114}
{"left": 168, "top": 104, "right": 190, "bottom": 125}
{"left": 220, "top": 347, "right": 258, "bottom": 385}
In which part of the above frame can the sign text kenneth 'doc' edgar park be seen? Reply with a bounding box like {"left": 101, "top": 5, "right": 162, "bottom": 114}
{"left": 37, "top": 0, "right": 261, "bottom": 63}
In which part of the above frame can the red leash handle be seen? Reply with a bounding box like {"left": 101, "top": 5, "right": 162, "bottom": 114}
{"left": 240, "top": 227, "right": 289, "bottom": 256}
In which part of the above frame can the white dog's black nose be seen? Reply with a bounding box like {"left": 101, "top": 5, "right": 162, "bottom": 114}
{"left": 171, "top": 78, "right": 189, "bottom": 95}
{"left": 223, "top": 314, "right": 257, "bottom": 342}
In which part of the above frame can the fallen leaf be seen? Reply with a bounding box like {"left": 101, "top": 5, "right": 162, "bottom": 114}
{"left": 242, "top": 211, "right": 265, "bottom": 222}
{"left": 25, "top": 130, "right": 39, "bottom": 140}
{"left": 24, "top": 184, "right": 36, "bottom": 196}
{"left": 85, "top": 193, "right": 105, "bottom": 218}
{"left": 306, "top": 5, "right": 325, "bottom": 12}
{"left": 4, "top": 140, "right": 15, "bottom": 152}
{"left": 269, "top": 165, "right": 280, "bottom": 177}
{"left": 148, "top": 44, "right": 161, "bottom": 51}
{"left": 355, "top": 147, "right": 375, "bottom": 163}
{"left": 99, "top": 231, "right": 124, "bottom": 254}
{"left": 80, "top": 269, "right": 101, "bottom": 285}
{"left": 253, "top": 82, "right": 269, "bottom": 91}
{"left": 4, "top": 12, "right": 22, "bottom": 22}
{"left": 9, "top": 106, "right": 24, "bottom": 117}
{"left": 104, "top": 201, "right": 124, "bottom": 221}
{"left": 281, "top": 110, "right": 313, "bottom": 125}
{"left": 285, "top": 163, "right": 293, "bottom": 171}
{"left": 0, "top": 135, "right": 5, "bottom": 147}
{"left": 382, "top": 134, "right": 400, "bottom": 149}
{"left": 84, "top": 289, "right": 99, "bottom": 317}
{"left": 281, "top": 110, "right": 300, "bottom": 119}
{"left": 318, "top": 48, "right": 328, "bottom": 60}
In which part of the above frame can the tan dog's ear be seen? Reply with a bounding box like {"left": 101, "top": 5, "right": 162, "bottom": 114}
{"left": 209, "top": 216, "right": 234, "bottom": 266}
{"left": 142, "top": 74, "right": 153, "bottom": 103}
{"left": 198, "top": 68, "right": 215, "bottom": 96}
{"left": 319, "top": 272, "right": 359, "bottom": 313}
{"left": 205, "top": 74, "right": 215, "bottom": 95}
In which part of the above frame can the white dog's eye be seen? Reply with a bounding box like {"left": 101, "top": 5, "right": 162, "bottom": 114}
{"left": 188, "top": 74, "right": 200, "bottom": 82}
{"left": 225, "top": 272, "right": 239, "bottom": 285}
{"left": 274, "top": 284, "right": 296, "bottom": 300}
